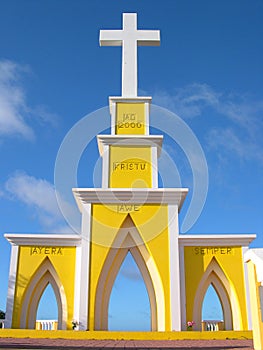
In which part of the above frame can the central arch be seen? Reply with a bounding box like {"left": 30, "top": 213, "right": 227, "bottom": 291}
{"left": 94, "top": 215, "right": 165, "bottom": 331}
{"left": 108, "top": 251, "right": 151, "bottom": 330}
{"left": 20, "top": 257, "right": 67, "bottom": 330}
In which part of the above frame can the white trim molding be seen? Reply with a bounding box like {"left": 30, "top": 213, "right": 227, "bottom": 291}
{"left": 73, "top": 188, "right": 188, "bottom": 213}
{"left": 179, "top": 234, "right": 256, "bottom": 247}
{"left": 4, "top": 233, "right": 81, "bottom": 247}
{"left": 109, "top": 96, "right": 152, "bottom": 113}
{"left": 97, "top": 135, "right": 163, "bottom": 157}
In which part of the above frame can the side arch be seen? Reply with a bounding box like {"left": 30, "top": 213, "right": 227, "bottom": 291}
{"left": 94, "top": 215, "right": 165, "bottom": 331}
{"left": 193, "top": 257, "right": 241, "bottom": 330}
{"left": 20, "top": 257, "right": 67, "bottom": 330}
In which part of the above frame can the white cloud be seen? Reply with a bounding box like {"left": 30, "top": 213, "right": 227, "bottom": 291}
{"left": 0, "top": 60, "right": 34, "bottom": 139}
{"left": 153, "top": 83, "right": 263, "bottom": 164}
{"left": 0, "top": 59, "right": 59, "bottom": 140}
{"left": 207, "top": 127, "right": 263, "bottom": 164}
{"left": 217, "top": 97, "right": 263, "bottom": 137}
{"left": 120, "top": 266, "right": 143, "bottom": 281}
{"left": 31, "top": 105, "right": 59, "bottom": 128}
{"left": 153, "top": 83, "right": 221, "bottom": 118}
{"left": 153, "top": 83, "right": 263, "bottom": 131}
{"left": 5, "top": 172, "right": 74, "bottom": 232}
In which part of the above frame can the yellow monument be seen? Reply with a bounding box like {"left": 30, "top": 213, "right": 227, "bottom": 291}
{"left": 4, "top": 13, "right": 256, "bottom": 335}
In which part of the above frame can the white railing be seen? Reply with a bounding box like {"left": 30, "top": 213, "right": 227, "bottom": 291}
{"left": 202, "top": 320, "right": 224, "bottom": 331}
{"left": 35, "top": 320, "right": 58, "bottom": 330}
{"left": 0, "top": 319, "right": 5, "bottom": 329}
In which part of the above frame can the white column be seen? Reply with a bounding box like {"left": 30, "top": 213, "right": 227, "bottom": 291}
{"left": 74, "top": 203, "right": 92, "bottom": 330}
{"left": 102, "top": 145, "right": 110, "bottom": 188}
{"left": 5, "top": 245, "right": 19, "bottom": 328}
{"left": 179, "top": 243, "right": 187, "bottom": 330}
{"left": 243, "top": 246, "right": 253, "bottom": 330}
{"left": 110, "top": 100, "right": 117, "bottom": 135}
{"left": 73, "top": 245, "right": 82, "bottom": 328}
{"left": 144, "top": 101, "right": 150, "bottom": 135}
{"left": 151, "top": 146, "right": 158, "bottom": 188}
{"left": 168, "top": 204, "right": 181, "bottom": 330}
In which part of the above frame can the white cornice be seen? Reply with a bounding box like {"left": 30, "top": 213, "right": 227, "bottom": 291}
{"left": 109, "top": 96, "right": 152, "bottom": 114}
{"left": 4, "top": 233, "right": 81, "bottom": 246}
{"left": 72, "top": 188, "right": 188, "bottom": 213}
{"left": 109, "top": 96, "right": 152, "bottom": 102}
{"left": 4, "top": 232, "right": 255, "bottom": 249}
{"left": 97, "top": 135, "right": 163, "bottom": 156}
{"left": 179, "top": 234, "right": 256, "bottom": 247}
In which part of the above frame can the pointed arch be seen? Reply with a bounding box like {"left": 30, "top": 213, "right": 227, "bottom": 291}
{"left": 94, "top": 215, "right": 165, "bottom": 331}
{"left": 20, "top": 257, "right": 67, "bottom": 330}
{"left": 193, "top": 257, "right": 241, "bottom": 331}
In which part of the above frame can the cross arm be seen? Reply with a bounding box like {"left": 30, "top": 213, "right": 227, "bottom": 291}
{"left": 99, "top": 30, "right": 123, "bottom": 46}
{"left": 137, "top": 30, "right": 160, "bottom": 46}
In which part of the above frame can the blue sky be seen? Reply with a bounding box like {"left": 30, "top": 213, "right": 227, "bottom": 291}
{"left": 0, "top": 0, "right": 262, "bottom": 330}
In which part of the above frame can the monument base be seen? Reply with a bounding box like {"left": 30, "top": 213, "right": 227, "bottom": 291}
{"left": 0, "top": 329, "right": 253, "bottom": 340}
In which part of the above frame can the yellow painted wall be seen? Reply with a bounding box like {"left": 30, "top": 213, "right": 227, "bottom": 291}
{"left": 246, "top": 260, "right": 263, "bottom": 350}
{"left": 184, "top": 246, "right": 248, "bottom": 329}
{"left": 116, "top": 103, "right": 145, "bottom": 135}
{"left": 109, "top": 146, "right": 152, "bottom": 188}
{"left": 88, "top": 203, "right": 171, "bottom": 330}
{"left": 12, "top": 246, "right": 76, "bottom": 330}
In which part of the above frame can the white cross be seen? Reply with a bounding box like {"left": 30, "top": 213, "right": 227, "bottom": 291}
{"left": 100, "top": 13, "right": 160, "bottom": 97}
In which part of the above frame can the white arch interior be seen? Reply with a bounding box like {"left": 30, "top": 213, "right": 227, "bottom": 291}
{"left": 94, "top": 215, "right": 165, "bottom": 331}
{"left": 20, "top": 257, "right": 67, "bottom": 330}
{"left": 193, "top": 257, "right": 241, "bottom": 331}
